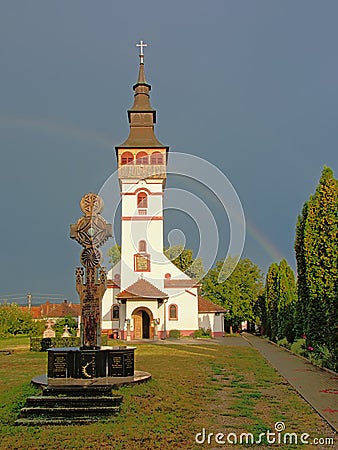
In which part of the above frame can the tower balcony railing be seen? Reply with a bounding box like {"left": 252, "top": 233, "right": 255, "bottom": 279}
{"left": 118, "top": 164, "right": 166, "bottom": 179}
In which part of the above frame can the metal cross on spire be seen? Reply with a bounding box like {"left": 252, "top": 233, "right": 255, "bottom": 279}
{"left": 136, "top": 40, "right": 148, "bottom": 64}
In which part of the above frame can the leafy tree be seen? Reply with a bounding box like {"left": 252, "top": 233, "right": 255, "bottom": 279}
{"left": 164, "top": 245, "right": 205, "bottom": 280}
{"left": 0, "top": 304, "right": 41, "bottom": 337}
{"left": 297, "top": 167, "right": 338, "bottom": 369}
{"left": 106, "top": 244, "right": 121, "bottom": 267}
{"left": 202, "top": 257, "right": 263, "bottom": 333}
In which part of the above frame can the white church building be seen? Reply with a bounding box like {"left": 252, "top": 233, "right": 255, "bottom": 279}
{"left": 101, "top": 43, "right": 225, "bottom": 340}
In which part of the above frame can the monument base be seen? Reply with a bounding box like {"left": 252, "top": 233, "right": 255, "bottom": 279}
{"left": 47, "top": 346, "right": 136, "bottom": 379}
{"left": 15, "top": 383, "right": 123, "bottom": 426}
{"left": 15, "top": 345, "right": 152, "bottom": 425}
{"left": 32, "top": 370, "right": 152, "bottom": 389}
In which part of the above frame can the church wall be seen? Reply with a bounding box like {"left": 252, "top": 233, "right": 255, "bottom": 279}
{"left": 102, "top": 287, "right": 113, "bottom": 330}
{"left": 166, "top": 289, "right": 199, "bottom": 332}
{"left": 198, "top": 312, "right": 225, "bottom": 337}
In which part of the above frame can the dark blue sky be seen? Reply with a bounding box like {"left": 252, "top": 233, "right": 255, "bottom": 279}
{"left": 0, "top": 1, "right": 337, "bottom": 304}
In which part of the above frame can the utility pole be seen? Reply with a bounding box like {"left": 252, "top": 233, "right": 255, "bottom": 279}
{"left": 27, "top": 293, "right": 32, "bottom": 310}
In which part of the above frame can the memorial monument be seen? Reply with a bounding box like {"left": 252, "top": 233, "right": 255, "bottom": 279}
{"left": 47, "top": 192, "right": 136, "bottom": 380}
{"left": 16, "top": 193, "right": 150, "bottom": 425}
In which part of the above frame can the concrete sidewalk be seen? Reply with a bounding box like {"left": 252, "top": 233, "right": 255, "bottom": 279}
{"left": 243, "top": 332, "right": 338, "bottom": 432}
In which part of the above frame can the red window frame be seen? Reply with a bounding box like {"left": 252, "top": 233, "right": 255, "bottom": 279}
{"left": 121, "top": 152, "right": 134, "bottom": 165}
{"left": 150, "top": 152, "right": 163, "bottom": 165}
{"left": 137, "top": 192, "right": 148, "bottom": 208}
{"left": 139, "top": 240, "right": 147, "bottom": 252}
{"left": 169, "top": 304, "right": 178, "bottom": 320}
{"left": 136, "top": 152, "right": 149, "bottom": 165}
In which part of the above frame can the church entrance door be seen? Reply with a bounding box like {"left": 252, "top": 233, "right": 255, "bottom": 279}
{"left": 132, "top": 307, "right": 154, "bottom": 339}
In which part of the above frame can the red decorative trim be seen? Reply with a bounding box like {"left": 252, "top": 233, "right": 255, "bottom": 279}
{"left": 122, "top": 188, "right": 163, "bottom": 196}
{"left": 107, "top": 279, "right": 120, "bottom": 288}
{"left": 185, "top": 289, "right": 197, "bottom": 297}
{"left": 175, "top": 330, "right": 196, "bottom": 337}
{"left": 212, "top": 331, "right": 225, "bottom": 337}
{"left": 122, "top": 216, "right": 163, "bottom": 221}
{"left": 164, "top": 279, "right": 199, "bottom": 288}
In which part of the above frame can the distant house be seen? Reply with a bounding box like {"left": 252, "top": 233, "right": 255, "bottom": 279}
{"left": 20, "top": 300, "right": 80, "bottom": 323}
{"left": 198, "top": 296, "right": 227, "bottom": 337}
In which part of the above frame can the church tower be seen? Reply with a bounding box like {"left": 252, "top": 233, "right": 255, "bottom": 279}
{"left": 115, "top": 41, "right": 169, "bottom": 291}
{"left": 100, "top": 42, "right": 228, "bottom": 341}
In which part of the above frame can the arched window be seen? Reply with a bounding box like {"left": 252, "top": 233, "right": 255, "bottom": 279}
{"left": 137, "top": 192, "right": 148, "bottom": 208}
{"left": 136, "top": 152, "right": 149, "bottom": 165}
{"left": 150, "top": 152, "right": 163, "bottom": 165}
{"left": 169, "top": 304, "right": 178, "bottom": 320}
{"left": 139, "top": 240, "right": 147, "bottom": 252}
{"left": 112, "top": 305, "right": 119, "bottom": 319}
{"left": 121, "top": 152, "right": 134, "bottom": 165}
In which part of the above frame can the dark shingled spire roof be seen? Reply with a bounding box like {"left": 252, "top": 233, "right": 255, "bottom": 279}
{"left": 117, "top": 58, "right": 167, "bottom": 149}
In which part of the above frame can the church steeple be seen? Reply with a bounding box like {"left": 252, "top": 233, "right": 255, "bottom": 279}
{"left": 129, "top": 60, "right": 154, "bottom": 117}
{"left": 117, "top": 41, "right": 166, "bottom": 149}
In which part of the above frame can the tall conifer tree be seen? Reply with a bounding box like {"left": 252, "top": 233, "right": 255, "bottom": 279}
{"left": 294, "top": 202, "right": 309, "bottom": 338}
{"left": 295, "top": 166, "right": 338, "bottom": 369}
{"left": 265, "top": 260, "right": 296, "bottom": 342}
{"left": 304, "top": 168, "right": 337, "bottom": 360}
{"left": 277, "top": 259, "right": 297, "bottom": 343}
{"left": 265, "top": 263, "right": 279, "bottom": 341}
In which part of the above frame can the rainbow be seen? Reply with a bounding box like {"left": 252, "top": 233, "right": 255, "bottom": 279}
{"left": 1, "top": 115, "right": 290, "bottom": 272}
{"left": 245, "top": 217, "right": 288, "bottom": 265}
{"left": 0, "top": 115, "right": 114, "bottom": 148}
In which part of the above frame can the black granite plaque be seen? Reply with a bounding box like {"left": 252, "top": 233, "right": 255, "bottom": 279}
{"left": 49, "top": 352, "right": 68, "bottom": 378}
{"left": 80, "top": 352, "right": 96, "bottom": 379}
{"left": 123, "top": 352, "right": 134, "bottom": 377}
{"left": 110, "top": 352, "right": 124, "bottom": 377}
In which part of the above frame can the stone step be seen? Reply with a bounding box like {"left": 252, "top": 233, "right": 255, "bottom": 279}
{"left": 20, "top": 406, "right": 120, "bottom": 418}
{"left": 26, "top": 396, "right": 122, "bottom": 408}
{"left": 42, "top": 385, "right": 115, "bottom": 397}
{"left": 15, "top": 417, "right": 100, "bottom": 426}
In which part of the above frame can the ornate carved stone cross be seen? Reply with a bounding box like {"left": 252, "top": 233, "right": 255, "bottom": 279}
{"left": 70, "top": 193, "right": 112, "bottom": 349}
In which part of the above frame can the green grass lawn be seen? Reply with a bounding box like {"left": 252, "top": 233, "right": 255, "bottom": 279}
{"left": 0, "top": 337, "right": 335, "bottom": 449}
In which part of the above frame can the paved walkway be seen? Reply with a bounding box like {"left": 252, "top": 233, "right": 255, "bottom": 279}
{"left": 243, "top": 332, "right": 338, "bottom": 432}
{"left": 153, "top": 336, "right": 251, "bottom": 347}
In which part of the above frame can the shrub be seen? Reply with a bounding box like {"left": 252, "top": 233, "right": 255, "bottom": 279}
{"left": 194, "top": 328, "right": 212, "bottom": 338}
{"left": 30, "top": 337, "right": 80, "bottom": 351}
{"left": 169, "top": 329, "right": 181, "bottom": 339}
{"left": 290, "top": 338, "right": 307, "bottom": 357}
{"left": 307, "top": 345, "right": 337, "bottom": 372}
{"left": 277, "top": 337, "right": 291, "bottom": 350}
{"left": 30, "top": 334, "right": 108, "bottom": 351}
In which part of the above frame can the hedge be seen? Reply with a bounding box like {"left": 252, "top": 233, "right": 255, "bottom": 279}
{"left": 30, "top": 335, "right": 108, "bottom": 352}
